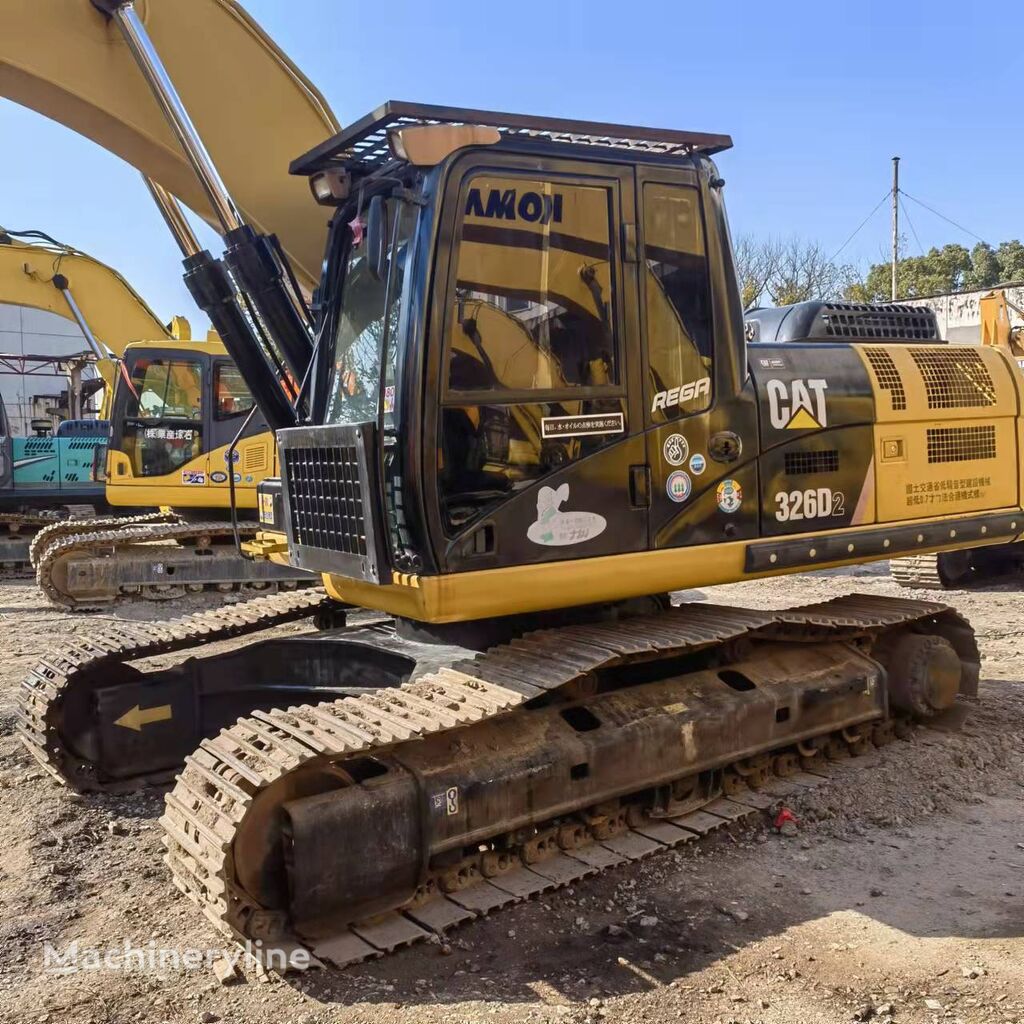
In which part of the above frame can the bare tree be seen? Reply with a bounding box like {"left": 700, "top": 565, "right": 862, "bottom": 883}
{"left": 733, "top": 234, "right": 858, "bottom": 309}
{"left": 732, "top": 233, "right": 778, "bottom": 311}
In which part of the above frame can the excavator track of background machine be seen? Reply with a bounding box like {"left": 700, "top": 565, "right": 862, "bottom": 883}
{"left": 28, "top": 509, "right": 179, "bottom": 567}
{"left": 17, "top": 586, "right": 333, "bottom": 791}
{"left": 159, "top": 593, "right": 977, "bottom": 970}
{"left": 33, "top": 517, "right": 314, "bottom": 609}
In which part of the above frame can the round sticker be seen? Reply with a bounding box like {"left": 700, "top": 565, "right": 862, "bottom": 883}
{"left": 666, "top": 470, "right": 692, "bottom": 503}
{"left": 209, "top": 470, "right": 228, "bottom": 484}
{"left": 716, "top": 478, "right": 743, "bottom": 513}
{"left": 663, "top": 433, "right": 689, "bottom": 467}
{"left": 224, "top": 449, "right": 240, "bottom": 464}
{"left": 689, "top": 452, "right": 706, "bottom": 476}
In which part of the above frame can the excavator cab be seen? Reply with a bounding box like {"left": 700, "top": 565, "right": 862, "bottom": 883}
{"left": 106, "top": 338, "right": 269, "bottom": 509}
{"left": 274, "top": 104, "right": 746, "bottom": 609}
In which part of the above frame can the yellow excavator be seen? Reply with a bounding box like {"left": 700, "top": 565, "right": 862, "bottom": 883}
{"left": 0, "top": 214, "right": 315, "bottom": 606}
{"left": 8, "top": 0, "right": 1022, "bottom": 973}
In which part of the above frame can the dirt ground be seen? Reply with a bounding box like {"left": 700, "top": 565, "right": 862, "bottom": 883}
{"left": 0, "top": 562, "right": 1022, "bottom": 1024}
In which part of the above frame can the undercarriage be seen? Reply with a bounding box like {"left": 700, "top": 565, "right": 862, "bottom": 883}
{"left": 17, "top": 589, "right": 978, "bottom": 969}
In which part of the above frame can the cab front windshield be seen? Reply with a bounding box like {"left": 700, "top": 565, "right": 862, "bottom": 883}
{"left": 119, "top": 355, "right": 203, "bottom": 478}
{"left": 325, "top": 197, "right": 414, "bottom": 425}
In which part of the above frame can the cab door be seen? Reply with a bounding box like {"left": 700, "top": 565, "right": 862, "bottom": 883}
{"left": 637, "top": 171, "right": 760, "bottom": 549}
{"left": 431, "top": 156, "right": 648, "bottom": 572}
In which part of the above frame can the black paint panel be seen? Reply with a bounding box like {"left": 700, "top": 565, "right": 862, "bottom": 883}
{"left": 444, "top": 432, "right": 648, "bottom": 572}
{"left": 758, "top": 425, "right": 874, "bottom": 537}
{"left": 748, "top": 343, "right": 874, "bottom": 451}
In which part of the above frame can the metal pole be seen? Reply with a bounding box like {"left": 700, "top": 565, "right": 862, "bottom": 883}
{"left": 891, "top": 156, "right": 900, "bottom": 301}
{"left": 103, "top": 1, "right": 243, "bottom": 236}
{"left": 52, "top": 278, "right": 110, "bottom": 361}
{"left": 142, "top": 176, "right": 201, "bottom": 258}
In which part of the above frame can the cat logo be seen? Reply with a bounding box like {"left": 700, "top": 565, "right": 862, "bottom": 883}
{"left": 766, "top": 378, "right": 828, "bottom": 430}
{"left": 465, "top": 188, "right": 564, "bottom": 225}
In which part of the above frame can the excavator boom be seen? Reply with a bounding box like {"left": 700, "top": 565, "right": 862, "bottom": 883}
{"left": 0, "top": 0, "right": 338, "bottom": 291}
{"left": 0, "top": 232, "right": 169, "bottom": 353}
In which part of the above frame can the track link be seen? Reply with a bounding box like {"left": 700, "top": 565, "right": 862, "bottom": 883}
{"left": 160, "top": 593, "right": 976, "bottom": 970}
{"left": 16, "top": 587, "right": 330, "bottom": 789}
{"left": 890, "top": 554, "right": 946, "bottom": 589}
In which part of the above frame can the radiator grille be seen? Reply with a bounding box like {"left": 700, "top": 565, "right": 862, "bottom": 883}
{"left": 283, "top": 445, "right": 367, "bottom": 556}
{"left": 926, "top": 425, "right": 997, "bottom": 464}
{"left": 822, "top": 303, "right": 939, "bottom": 340}
{"left": 863, "top": 348, "right": 907, "bottom": 411}
{"left": 784, "top": 449, "right": 839, "bottom": 475}
{"left": 910, "top": 348, "right": 996, "bottom": 409}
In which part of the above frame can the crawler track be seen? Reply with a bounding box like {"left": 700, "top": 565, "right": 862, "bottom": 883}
{"left": 34, "top": 518, "right": 309, "bottom": 609}
{"left": 890, "top": 553, "right": 947, "bottom": 589}
{"left": 159, "top": 593, "right": 976, "bottom": 970}
{"left": 16, "top": 587, "right": 331, "bottom": 790}
{"left": 28, "top": 509, "right": 178, "bottom": 567}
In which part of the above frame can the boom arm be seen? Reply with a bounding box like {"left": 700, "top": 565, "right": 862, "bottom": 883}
{"left": 0, "top": 233, "right": 170, "bottom": 353}
{"left": 0, "top": 231, "right": 171, "bottom": 410}
{"left": 0, "top": 0, "right": 338, "bottom": 292}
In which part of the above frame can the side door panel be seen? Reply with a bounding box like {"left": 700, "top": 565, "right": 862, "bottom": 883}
{"left": 636, "top": 171, "right": 760, "bottom": 550}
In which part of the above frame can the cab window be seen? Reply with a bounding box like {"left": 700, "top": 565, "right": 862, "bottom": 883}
{"left": 128, "top": 357, "right": 203, "bottom": 419}
{"left": 439, "top": 173, "right": 625, "bottom": 531}
{"left": 642, "top": 183, "right": 714, "bottom": 422}
{"left": 444, "top": 175, "right": 619, "bottom": 397}
{"left": 214, "top": 363, "right": 255, "bottom": 419}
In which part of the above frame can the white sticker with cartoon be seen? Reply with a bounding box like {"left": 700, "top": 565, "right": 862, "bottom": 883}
{"left": 716, "top": 478, "right": 743, "bottom": 513}
{"left": 662, "top": 433, "right": 689, "bottom": 467}
{"left": 181, "top": 470, "right": 206, "bottom": 486}
{"left": 527, "top": 483, "right": 607, "bottom": 547}
{"left": 689, "top": 453, "right": 706, "bottom": 475}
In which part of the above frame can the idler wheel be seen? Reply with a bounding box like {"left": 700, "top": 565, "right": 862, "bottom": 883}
{"left": 886, "top": 634, "right": 962, "bottom": 718}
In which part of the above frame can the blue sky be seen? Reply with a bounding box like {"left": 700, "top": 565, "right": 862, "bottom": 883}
{"left": 2, "top": 0, "right": 1022, "bottom": 325}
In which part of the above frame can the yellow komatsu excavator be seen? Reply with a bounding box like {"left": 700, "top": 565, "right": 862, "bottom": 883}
{"left": 7, "top": 0, "right": 1021, "bottom": 973}
{"left": 0, "top": 220, "right": 314, "bottom": 606}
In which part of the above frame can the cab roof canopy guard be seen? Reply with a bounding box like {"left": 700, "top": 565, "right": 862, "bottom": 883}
{"left": 290, "top": 100, "right": 735, "bottom": 178}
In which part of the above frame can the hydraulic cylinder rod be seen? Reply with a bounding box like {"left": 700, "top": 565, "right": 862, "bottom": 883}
{"left": 90, "top": 1, "right": 312, "bottom": 399}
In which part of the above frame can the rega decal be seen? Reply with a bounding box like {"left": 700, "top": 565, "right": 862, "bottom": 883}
{"left": 651, "top": 377, "right": 711, "bottom": 414}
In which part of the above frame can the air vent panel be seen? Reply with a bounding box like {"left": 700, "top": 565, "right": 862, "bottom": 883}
{"left": 863, "top": 347, "right": 907, "bottom": 411}
{"left": 784, "top": 450, "right": 839, "bottom": 475}
{"left": 926, "top": 425, "right": 997, "bottom": 464}
{"left": 910, "top": 348, "right": 996, "bottom": 409}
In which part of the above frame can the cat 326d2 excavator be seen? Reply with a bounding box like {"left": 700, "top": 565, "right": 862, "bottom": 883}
{"left": 7, "top": 0, "right": 1021, "bottom": 971}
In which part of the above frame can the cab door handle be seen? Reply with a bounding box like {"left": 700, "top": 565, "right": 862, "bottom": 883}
{"left": 630, "top": 464, "right": 651, "bottom": 508}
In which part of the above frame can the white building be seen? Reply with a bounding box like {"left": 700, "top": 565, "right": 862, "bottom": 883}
{"left": 0, "top": 303, "right": 101, "bottom": 435}
{"left": 896, "top": 283, "right": 1024, "bottom": 345}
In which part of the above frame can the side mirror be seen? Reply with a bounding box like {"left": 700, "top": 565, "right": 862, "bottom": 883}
{"left": 365, "top": 195, "right": 387, "bottom": 281}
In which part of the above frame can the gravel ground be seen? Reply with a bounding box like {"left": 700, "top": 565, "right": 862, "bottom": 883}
{"left": 0, "top": 562, "right": 1021, "bottom": 1024}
